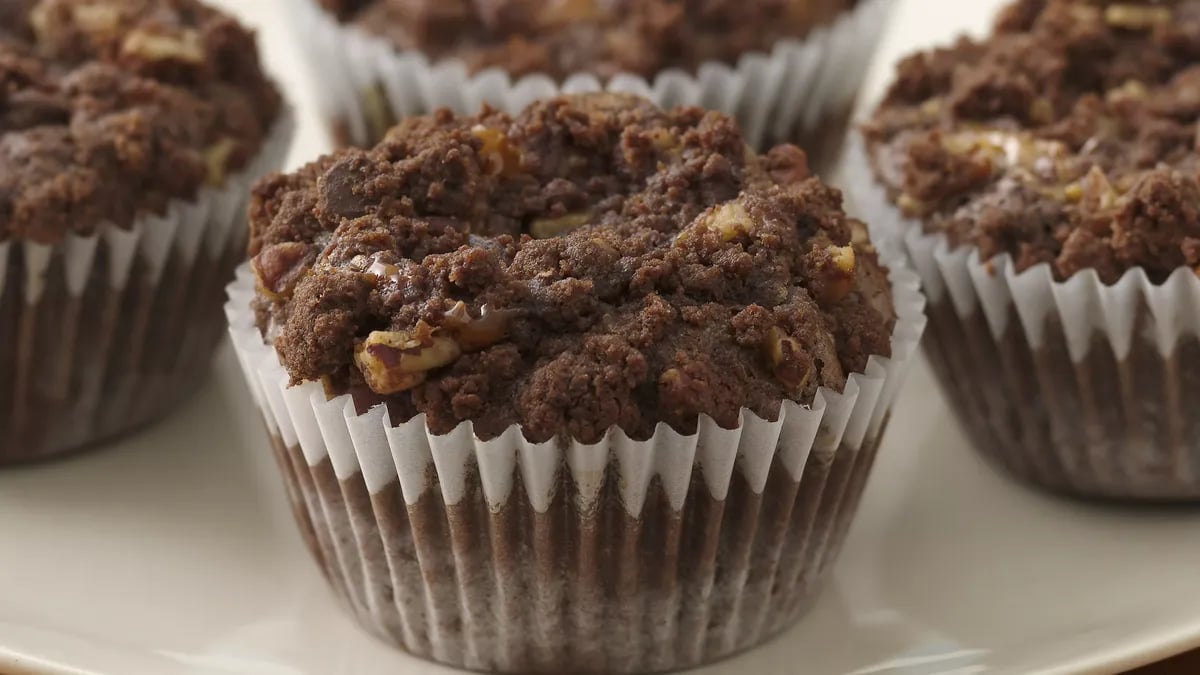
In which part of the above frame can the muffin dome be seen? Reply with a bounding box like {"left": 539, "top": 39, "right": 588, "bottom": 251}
{"left": 250, "top": 93, "right": 895, "bottom": 443}
{"left": 315, "top": 0, "right": 860, "bottom": 80}
{"left": 0, "top": 0, "right": 281, "bottom": 243}
{"left": 864, "top": 0, "right": 1200, "bottom": 284}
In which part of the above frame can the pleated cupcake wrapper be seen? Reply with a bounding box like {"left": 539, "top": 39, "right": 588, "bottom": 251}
{"left": 291, "top": 0, "right": 893, "bottom": 153}
{"left": 0, "top": 110, "right": 294, "bottom": 464}
{"left": 844, "top": 138, "right": 1200, "bottom": 500}
{"left": 225, "top": 244, "right": 925, "bottom": 673}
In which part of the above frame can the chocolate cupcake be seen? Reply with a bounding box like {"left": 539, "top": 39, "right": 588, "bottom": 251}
{"left": 850, "top": 0, "right": 1200, "bottom": 500}
{"left": 0, "top": 0, "right": 291, "bottom": 463}
{"left": 228, "top": 93, "right": 923, "bottom": 673}
{"left": 291, "top": 0, "right": 894, "bottom": 164}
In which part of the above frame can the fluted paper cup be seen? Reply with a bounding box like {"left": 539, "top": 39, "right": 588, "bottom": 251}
{"left": 291, "top": 0, "right": 893, "bottom": 165}
{"left": 845, "top": 137, "right": 1200, "bottom": 501}
{"left": 0, "top": 110, "right": 294, "bottom": 464}
{"left": 225, "top": 242, "right": 925, "bottom": 673}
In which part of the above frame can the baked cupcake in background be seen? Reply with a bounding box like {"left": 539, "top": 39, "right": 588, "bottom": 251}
{"left": 0, "top": 0, "right": 291, "bottom": 463}
{"left": 293, "top": 0, "right": 893, "bottom": 167}
{"left": 228, "top": 93, "right": 924, "bottom": 673}
{"left": 848, "top": 0, "right": 1200, "bottom": 500}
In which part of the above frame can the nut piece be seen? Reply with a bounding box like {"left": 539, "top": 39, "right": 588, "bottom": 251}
{"left": 764, "top": 327, "right": 813, "bottom": 392}
{"left": 73, "top": 3, "right": 120, "bottom": 34}
{"left": 896, "top": 192, "right": 930, "bottom": 217}
{"left": 204, "top": 137, "right": 236, "bottom": 186}
{"left": 829, "top": 245, "right": 856, "bottom": 275}
{"left": 30, "top": 1, "right": 123, "bottom": 49}
{"left": 1029, "top": 97, "right": 1054, "bottom": 125}
{"left": 676, "top": 202, "right": 755, "bottom": 245}
{"left": 707, "top": 201, "right": 755, "bottom": 241}
{"left": 1104, "top": 4, "right": 1171, "bottom": 29}
{"left": 354, "top": 322, "right": 463, "bottom": 395}
{"left": 472, "top": 125, "right": 522, "bottom": 177}
{"left": 364, "top": 255, "right": 402, "bottom": 284}
{"left": 821, "top": 244, "right": 857, "bottom": 303}
{"left": 1067, "top": 3, "right": 1102, "bottom": 23}
{"left": 538, "top": 0, "right": 604, "bottom": 27}
{"left": 944, "top": 130, "right": 1066, "bottom": 172}
{"left": 122, "top": 28, "right": 205, "bottom": 64}
{"left": 1080, "top": 165, "right": 1119, "bottom": 210}
{"left": 1062, "top": 182, "right": 1084, "bottom": 202}
{"left": 443, "top": 301, "right": 512, "bottom": 351}
{"left": 253, "top": 242, "right": 313, "bottom": 301}
{"left": 530, "top": 211, "right": 590, "bottom": 239}
{"left": 28, "top": 3, "right": 49, "bottom": 41}
{"left": 1106, "top": 79, "right": 1148, "bottom": 104}
{"left": 362, "top": 86, "right": 395, "bottom": 143}
{"left": 648, "top": 127, "right": 680, "bottom": 152}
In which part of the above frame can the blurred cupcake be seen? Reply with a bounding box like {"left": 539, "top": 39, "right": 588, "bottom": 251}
{"left": 0, "top": 0, "right": 291, "bottom": 463}
{"left": 293, "top": 0, "right": 894, "bottom": 165}
{"left": 228, "top": 93, "right": 923, "bottom": 673}
{"left": 849, "top": 0, "right": 1200, "bottom": 500}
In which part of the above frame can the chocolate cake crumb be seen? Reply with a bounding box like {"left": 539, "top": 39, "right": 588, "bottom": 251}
{"left": 864, "top": 0, "right": 1200, "bottom": 284}
{"left": 251, "top": 93, "right": 895, "bottom": 443}
{"left": 0, "top": 0, "right": 281, "bottom": 244}
{"left": 315, "top": 0, "right": 859, "bottom": 80}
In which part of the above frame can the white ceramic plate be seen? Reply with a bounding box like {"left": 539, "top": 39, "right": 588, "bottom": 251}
{"left": 4, "top": 1, "right": 1200, "bottom": 674}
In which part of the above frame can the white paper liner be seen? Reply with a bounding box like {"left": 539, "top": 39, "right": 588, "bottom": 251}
{"left": 291, "top": 0, "right": 893, "bottom": 150}
{"left": 842, "top": 136, "right": 1200, "bottom": 499}
{"left": 844, "top": 135, "right": 1200, "bottom": 362}
{"left": 226, "top": 239, "right": 924, "bottom": 671}
{"left": 228, "top": 243, "right": 924, "bottom": 514}
{"left": 0, "top": 108, "right": 294, "bottom": 462}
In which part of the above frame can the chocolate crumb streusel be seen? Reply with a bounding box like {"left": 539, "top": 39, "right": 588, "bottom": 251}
{"left": 315, "top": 0, "right": 860, "bottom": 80}
{"left": 0, "top": 0, "right": 281, "bottom": 244}
{"left": 865, "top": 0, "right": 1200, "bottom": 284}
{"left": 251, "top": 93, "right": 895, "bottom": 444}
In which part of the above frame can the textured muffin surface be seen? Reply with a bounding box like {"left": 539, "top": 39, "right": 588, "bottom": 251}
{"left": 316, "top": 0, "right": 858, "bottom": 80}
{"left": 251, "top": 93, "right": 894, "bottom": 443}
{"left": 0, "top": 0, "right": 281, "bottom": 243}
{"left": 865, "top": 0, "right": 1200, "bottom": 283}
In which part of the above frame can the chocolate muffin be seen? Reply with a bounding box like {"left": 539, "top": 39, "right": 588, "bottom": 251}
{"left": 292, "top": 0, "right": 894, "bottom": 161}
{"left": 229, "top": 93, "right": 923, "bottom": 673}
{"left": 855, "top": 0, "right": 1200, "bottom": 499}
{"left": 0, "top": 0, "right": 289, "bottom": 463}
{"left": 318, "top": 0, "right": 858, "bottom": 80}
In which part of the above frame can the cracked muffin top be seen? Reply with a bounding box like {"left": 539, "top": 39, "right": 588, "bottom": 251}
{"left": 249, "top": 93, "right": 895, "bottom": 443}
{"left": 865, "top": 0, "right": 1200, "bottom": 284}
{"left": 0, "top": 0, "right": 281, "bottom": 244}
{"left": 316, "top": 0, "right": 859, "bottom": 80}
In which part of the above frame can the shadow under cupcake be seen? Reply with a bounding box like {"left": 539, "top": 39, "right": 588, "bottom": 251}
{"left": 848, "top": 0, "right": 1200, "bottom": 501}
{"left": 0, "top": 0, "right": 292, "bottom": 463}
{"left": 227, "top": 93, "right": 924, "bottom": 672}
